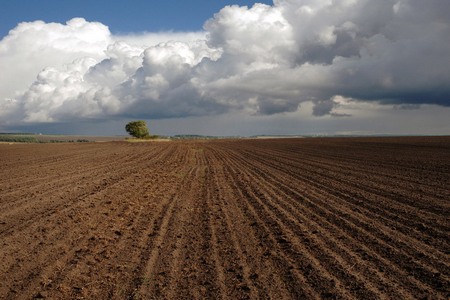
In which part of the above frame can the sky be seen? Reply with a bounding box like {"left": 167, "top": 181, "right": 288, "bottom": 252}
{"left": 1, "top": 0, "right": 449, "bottom": 136}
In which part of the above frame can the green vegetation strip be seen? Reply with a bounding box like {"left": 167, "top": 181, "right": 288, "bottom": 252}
{"left": 0, "top": 135, "right": 90, "bottom": 143}
{"left": 0, "top": 135, "right": 38, "bottom": 143}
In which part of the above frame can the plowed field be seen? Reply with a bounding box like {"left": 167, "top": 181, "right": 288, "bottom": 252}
{"left": 1, "top": 137, "right": 449, "bottom": 299}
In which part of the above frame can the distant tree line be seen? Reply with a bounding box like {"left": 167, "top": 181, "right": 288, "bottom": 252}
{"left": 0, "top": 134, "right": 91, "bottom": 143}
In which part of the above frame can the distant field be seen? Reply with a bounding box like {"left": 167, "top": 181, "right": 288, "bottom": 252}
{"left": 0, "top": 137, "right": 449, "bottom": 299}
{"left": 0, "top": 134, "right": 126, "bottom": 143}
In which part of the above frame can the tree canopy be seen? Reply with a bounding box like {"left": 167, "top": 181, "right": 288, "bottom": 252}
{"left": 125, "top": 120, "right": 150, "bottom": 138}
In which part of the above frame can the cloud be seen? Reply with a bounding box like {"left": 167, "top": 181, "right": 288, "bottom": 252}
{"left": 0, "top": 18, "right": 109, "bottom": 98}
{"left": 1, "top": 0, "right": 450, "bottom": 129}
{"left": 112, "top": 31, "right": 208, "bottom": 48}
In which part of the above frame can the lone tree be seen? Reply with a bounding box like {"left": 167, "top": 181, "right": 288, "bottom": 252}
{"left": 125, "top": 120, "right": 150, "bottom": 138}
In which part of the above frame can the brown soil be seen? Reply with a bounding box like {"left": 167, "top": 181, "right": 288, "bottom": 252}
{"left": 0, "top": 137, "right": 449, "bottom": 299}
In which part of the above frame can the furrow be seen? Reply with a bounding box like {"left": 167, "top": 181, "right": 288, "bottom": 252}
{"left": 209, "top": 146, "right": 323, "bottom": 299}
{"left": 226, "top": 146, "right": 448, "bottom": 296}
{"left": 240, "top": 148, "right": 449, "bottom": 264}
